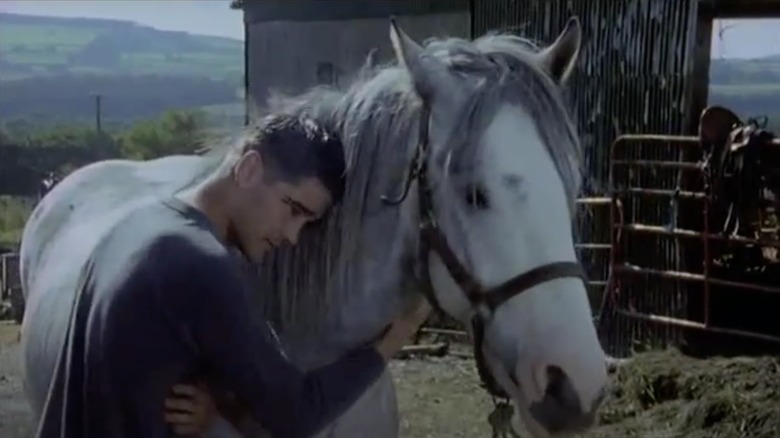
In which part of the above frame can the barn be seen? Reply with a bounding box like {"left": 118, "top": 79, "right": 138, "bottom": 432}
{"left": 232, "top": 0, "right": 780, "bottom": 356}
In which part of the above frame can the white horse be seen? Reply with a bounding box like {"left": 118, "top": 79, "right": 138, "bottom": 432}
{"left": 19, "top": 18, "right": 607, "bottom": 438}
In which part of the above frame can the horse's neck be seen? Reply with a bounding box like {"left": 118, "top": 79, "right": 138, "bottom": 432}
{"left": 266, "top": 195, "right": 420, "bottom": 370}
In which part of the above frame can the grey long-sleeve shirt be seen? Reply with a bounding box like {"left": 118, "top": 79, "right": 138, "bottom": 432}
{"left": 35, "top": 197, "right": 385, "bottom": 438}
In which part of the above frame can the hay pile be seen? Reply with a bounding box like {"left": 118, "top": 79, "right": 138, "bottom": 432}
{"left": 587, "top": 349, "right": 780, "bottom": 438}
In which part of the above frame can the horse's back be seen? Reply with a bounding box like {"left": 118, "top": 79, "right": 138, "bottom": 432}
{"left": 20, "top": 155, "right": 212, "bottom": 294}
{"left": 18, "top": 154, "right": 212, "bottom": 419}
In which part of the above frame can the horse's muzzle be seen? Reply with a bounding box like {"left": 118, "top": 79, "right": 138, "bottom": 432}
{"left": 528, "top": 365, "right": 605, "bottom": 434}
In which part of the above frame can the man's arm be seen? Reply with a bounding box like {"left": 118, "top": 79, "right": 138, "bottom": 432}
{"left": 154, "top": 234, "right": 386, "bottom": 438}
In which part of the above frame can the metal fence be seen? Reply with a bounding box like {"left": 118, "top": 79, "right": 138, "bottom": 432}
{"left": 600, "top": 134, "right": 780, "bottom": 356}
{"left": 1, "top": 253, "right": 23, "bottom": 323}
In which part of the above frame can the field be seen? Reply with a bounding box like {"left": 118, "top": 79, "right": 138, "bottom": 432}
{"left": 1, "top": 322, "right": 777, "bottom": 438}
{"left": 0, "top": 16, "right": 243, "bottom": 81}
{"left": 711, "top": 83, "right": 780, "bottom": 96}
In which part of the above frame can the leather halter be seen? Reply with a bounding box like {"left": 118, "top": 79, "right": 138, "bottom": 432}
{"left": 382, "top": 102, "right": 587, "bottom": 399}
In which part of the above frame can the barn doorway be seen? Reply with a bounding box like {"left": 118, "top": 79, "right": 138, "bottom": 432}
{"left": 708, "top": 18, "right": 780, "bottom": 130}
{"left": 681, "top": 16, "right": 780, "bottom": 355}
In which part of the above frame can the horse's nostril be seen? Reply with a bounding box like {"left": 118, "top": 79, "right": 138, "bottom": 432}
{"left": 544, "top": 365, "right": 569, "bottom": 404}
{"left": 529, "top": 365, "right": 596, "bottom": 433}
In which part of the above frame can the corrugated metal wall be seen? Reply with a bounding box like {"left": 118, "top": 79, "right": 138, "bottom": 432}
{"left": 474, "top": 0, "right": 698, "bottom": 191}
{"left": 473, "top": 0, "right": 701, "bottom": 355}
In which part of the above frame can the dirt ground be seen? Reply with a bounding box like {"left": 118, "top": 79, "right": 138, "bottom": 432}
{"left": 1, "top": 321, "right": 778, "bottom": 438}
{"left": 0, "top": 322, "right": 30, "bottom": 438}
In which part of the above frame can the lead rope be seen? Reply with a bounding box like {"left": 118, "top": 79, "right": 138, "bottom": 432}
{"left": 474, "top": 316, "right": 519, "bottom": 437}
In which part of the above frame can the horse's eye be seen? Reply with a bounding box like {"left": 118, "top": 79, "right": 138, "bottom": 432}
{"left": 464, "top": 184, "right": 490, "bottom": 209}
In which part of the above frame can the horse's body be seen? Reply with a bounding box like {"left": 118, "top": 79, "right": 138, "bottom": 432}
{"left": 19, "top": 156, "right": 208, "bottom": 420}
{"left": 20, "top": 20, "right": 608, "bottom": 438}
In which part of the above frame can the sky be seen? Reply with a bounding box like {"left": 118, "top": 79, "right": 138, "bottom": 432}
{"left": 0, "top": 0, "right": 244, "bottom": 39}
{"left": 1, "top": 0, "right": 779, "bottom": 59}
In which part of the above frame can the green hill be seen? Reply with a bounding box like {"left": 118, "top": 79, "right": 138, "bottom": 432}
{"left": 0, "top": 13, "right": 243, "bottom": 82}
{"left": 0, "top": 13, "right": 244, "bottom": 127}
{"left": 0, "top": 12, "right": 778, "bottom": 130}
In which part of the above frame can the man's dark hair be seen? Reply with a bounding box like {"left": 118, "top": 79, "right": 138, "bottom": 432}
{"left": 241, "top": 113, "right": 346, "bottom": 201}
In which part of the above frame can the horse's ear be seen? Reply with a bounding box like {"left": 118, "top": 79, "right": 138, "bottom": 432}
{"left": 389, "top": 17, "right": 449, "bottom": 99}
{"left": 537, "top": 16, "right": 582, "bottom": 85}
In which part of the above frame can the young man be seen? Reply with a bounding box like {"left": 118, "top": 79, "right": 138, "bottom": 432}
{"left": 36, "top": 114, "right": 430, "bottom": 438}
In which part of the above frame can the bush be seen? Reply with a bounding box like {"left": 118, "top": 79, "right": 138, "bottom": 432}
{"left": 0, "top": 196, "right": 34, "bottom": 249}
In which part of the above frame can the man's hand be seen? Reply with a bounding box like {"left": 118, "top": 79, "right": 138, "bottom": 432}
{"left": 374, "top": 296, "right": 432, "bottom": 360}
{"left": 164, "top": 383, "right": 217, "bottom": 436}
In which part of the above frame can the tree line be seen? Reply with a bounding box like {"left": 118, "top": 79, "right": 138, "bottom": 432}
{"left": 0, "top": 74, "right": 240, "bottom": 125}
{"left": 0, "top": 109, "right": 213, "bottom": 196}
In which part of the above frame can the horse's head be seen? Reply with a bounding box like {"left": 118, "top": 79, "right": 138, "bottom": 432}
{"left": 389, "top": 18, "right": 607, "bottom": 436}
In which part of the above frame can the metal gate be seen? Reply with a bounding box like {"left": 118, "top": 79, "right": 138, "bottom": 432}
{"left": 1, "top": 253, "right": 23, "bottom": 323}
{"left": 601, "top": 134, "right": 780, "bottom": 356}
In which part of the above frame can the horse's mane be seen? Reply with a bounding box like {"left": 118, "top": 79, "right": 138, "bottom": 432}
{"left": 208, "top": 32, "right": 583, "bottom": 336}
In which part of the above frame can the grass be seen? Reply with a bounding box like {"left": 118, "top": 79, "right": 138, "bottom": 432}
{"left": 710, "top": 83, "right": 780, "bottom": 96}
{"left": 0, "top": 196, "right": 34, "bottom": 249}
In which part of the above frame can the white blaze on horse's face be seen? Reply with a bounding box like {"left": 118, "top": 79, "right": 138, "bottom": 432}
{"left": 390, "top": 19, "right": 607, "bottom": 437}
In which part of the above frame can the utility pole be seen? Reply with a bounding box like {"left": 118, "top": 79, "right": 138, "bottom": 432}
{"left": 92, "top": 93, "right": 103, "bottom": 133}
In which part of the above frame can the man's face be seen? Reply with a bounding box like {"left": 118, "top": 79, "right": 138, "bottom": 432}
{"left": 229, "top": 150, "right": 333, "bottom": 262}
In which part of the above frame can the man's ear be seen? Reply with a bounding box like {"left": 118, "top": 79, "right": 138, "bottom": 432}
{"left": 233, "top": 150, "right": 264, "bottom": 188}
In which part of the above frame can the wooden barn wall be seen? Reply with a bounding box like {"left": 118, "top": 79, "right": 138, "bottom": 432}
{"left": 473, "top": 0, "right": 700, "bottom": 355}
{"left": 245, "top": 12, "right": 470, "bottom": 111}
